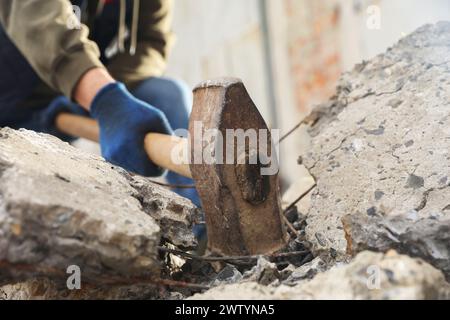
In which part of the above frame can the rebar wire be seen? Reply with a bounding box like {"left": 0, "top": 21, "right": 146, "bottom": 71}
{"left": 283, "top": 183, "right": 317, "bottom": 214}
{"left": 281, "top": 183, "right": 317, "bottom": 239}
{"left": 282, "top": 215, "right": 299, "bottom": 237}
{"left": 158, "top": 246, "right": 308, "bottom": 263}
{"left": 278, "top": 118, "right": 308, "bottom": 144}
{"left": 97, "top": 276, "right": 210, "bottom": 291}
{"left": 0, "top": 260, "right": 209, "bottom": 291}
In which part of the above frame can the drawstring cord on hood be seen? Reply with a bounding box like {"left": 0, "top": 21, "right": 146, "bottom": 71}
{"left": 118, "top": 0, "right": 126, "bottom": 53}
{"left": 97, "top": 0, "right": 139, "bottom": 56}
{"left": 95, "top": 0, "right": 105, "bottom": 16}
{"left": 130, "top": 0, "right": 140, "bottom": 55}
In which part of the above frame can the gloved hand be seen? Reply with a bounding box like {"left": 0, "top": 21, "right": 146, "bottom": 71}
{"left": 39, "top": 96, "right": 90, "bottom": 142}
{"left": 90, "top": 82, "right": 173, "bottom": 176}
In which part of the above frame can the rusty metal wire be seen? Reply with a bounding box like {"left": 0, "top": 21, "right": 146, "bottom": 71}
{"left": 0, "top": 260, "right": 209, "bottom": 291}
{"left": 279, "top": 116, "right": 318, "bottom": 236}
{"left": 281, "top": 183, "right": 316, "bottom": 239}
{"left": 278, "top": 118, "right": 308, "bottom": 144}
{"left": 283, "top": 183, "right": 317, "bottom": 214}
{"left": 158, "top": 246, "right": 308, "bottom": 264}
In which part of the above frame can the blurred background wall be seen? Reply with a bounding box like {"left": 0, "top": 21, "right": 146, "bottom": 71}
{"left": 165, "top": 0, "right": 450, "bottom": 188}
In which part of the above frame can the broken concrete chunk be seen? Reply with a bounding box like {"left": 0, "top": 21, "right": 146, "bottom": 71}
{"left": 128, "top": 176, "right": 199, "bottom": 249}
{"left": 289, "top": 250, "right": 450, "bottom": 300}
{"left": 342, "top": 213, "right": 450, "bottom": 280}
{"left": 302, "top": 22, "right": 450, "bottom": 274}
{"left": 243, "top": 256, "right": 280, "bottom": 286}
{"left": 190, "top": 251, "right": 450, "bottom": 300}
{"left": 210, "top": 264, "right": 243, "bottom": 286}
{"left": 283, "top": 256, "right": 328, "bottom": 285}
{"left": 0, "top": 128, "right": 197, "bottom": 286}
{"left": 0, "top": 278, "right": 162, "bottom": 300}
{"left": 190, "top": 281, "right": 273, "bottom": 300}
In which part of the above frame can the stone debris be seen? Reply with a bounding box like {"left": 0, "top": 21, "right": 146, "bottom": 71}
{"left": 0, "top": 128, "right": 197, "bottom": 287}
{"left": 128, "top": 177, "right": 201, "bottom": 249}
{"left": 301, "top": 21, "right": 450, "bottom": 281}
{"left": 190, "top": 251, "right": 450, "bottom": 300}
{"left": 242, "top": 256, "right": 281, "bottom": 286}
{"left": 342, "top": 213, "right": 450, "bottom": 280}
{"left": 210, "top": 264, "right": 243, "bottom": 286}
{"left": 283, "top": 256, "right": 328, "bottom": 285}
{"left": 0, "top": 278, "right": 162, "bottom": 300}
{"left": 190, "top": 281, "right": 273, "bottom": 300}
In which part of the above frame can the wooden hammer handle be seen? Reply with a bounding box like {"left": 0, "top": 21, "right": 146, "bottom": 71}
{"left": 56, "top": 113, "right": 191, "bottom": 178}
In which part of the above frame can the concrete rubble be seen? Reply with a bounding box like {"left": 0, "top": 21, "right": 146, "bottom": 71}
{"left": 342, "top": 212, "right": 450, "bottom": 280}
{"left": 283, "top": 256, "right": 328, "bottom": 285}
{"left": 0, "top": 279, "right": 161, "bottom": 300}
{"left": 0, "top": 128, "right": 198, "bottom": 295}
{"left": 302, "top": 22, "right": 450, "bottom": 279}
{"left": 190, "top": 251, "right": 450, "bottom": 300}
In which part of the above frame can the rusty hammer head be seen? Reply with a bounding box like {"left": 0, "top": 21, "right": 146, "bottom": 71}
{"left": 188, "top": 78, "right": 288, "bottom": 256}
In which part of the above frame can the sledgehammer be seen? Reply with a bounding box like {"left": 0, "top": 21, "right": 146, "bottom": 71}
{"left": 56, "top": 78, "right": 288, "bottom": 256}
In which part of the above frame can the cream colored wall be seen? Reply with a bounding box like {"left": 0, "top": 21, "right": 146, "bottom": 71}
{"left": 166, "top": 0, "right": 272, "bottom": 124}
{"left": 339, "top": 0, "right": 450, "bottom": 70}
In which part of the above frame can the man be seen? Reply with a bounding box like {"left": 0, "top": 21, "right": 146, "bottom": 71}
{"left": 0, "top": 0, "right": 201, "bottom": 209}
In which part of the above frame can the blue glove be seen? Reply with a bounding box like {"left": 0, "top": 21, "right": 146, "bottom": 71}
{"left": 90, "top": 82, "right": 173, "bottom": 176}
{"left": 39, "top": 96, "right": 90, "bottom": 142}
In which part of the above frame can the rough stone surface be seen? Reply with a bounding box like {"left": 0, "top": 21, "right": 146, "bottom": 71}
{"left": 0, "top": 278, "right": 162, "bottom": 300}
{"left": 0, "top": 128, "right": 197, "bottom": 286}
{"left": 342, "top": 214, "right": 450, "bottom": 280}
{"left": 242, "top": 257, "right": 280, "bottom": 286}
{"left": 190, "top": 251, "right": 450, "bottom": 300}
{"left": 210, "top": 264, "right": 243, "bottom": 286}
{"left": 190, "top": 281, "right": 273, "bottom": 300}
{"left": 283, "top": 256, "right": 328, "bottom": 285}
{"left": 302, "top": 22, "right": 450, "bottom": 273}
